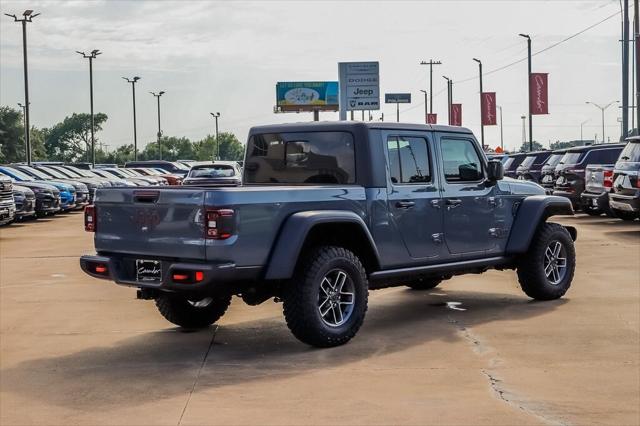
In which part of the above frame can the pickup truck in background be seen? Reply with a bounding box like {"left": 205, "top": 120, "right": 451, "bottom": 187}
{"left": 580, "top": 164, "right": 616, "bottom": 216}
{"left": 81, "top": 122, "right": 577, "bottom": 347}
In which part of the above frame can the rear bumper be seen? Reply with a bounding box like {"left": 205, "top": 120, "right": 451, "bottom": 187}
{"left": 609, "top": 193, "right": 640, "bottom": 213}
{"left": 580, "top": 191, "right": 609, "bottom": 211}
{"left": 80, "top": 254, "right": 261, "bottom": 293}
{"left": 552, "top": 189, "right": 579, "bottom": 207}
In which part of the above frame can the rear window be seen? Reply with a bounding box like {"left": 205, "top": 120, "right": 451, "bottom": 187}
{"left": 244, "top": 132, "right": 355, "bottom": 184}
{"left": 619, "top": 142, "right": 640, "bottom": 162}
{"left": 189, "top": 165, "right": 235, "bottom": 178}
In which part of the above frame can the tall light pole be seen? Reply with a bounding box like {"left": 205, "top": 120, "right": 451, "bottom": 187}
{"left": 622, "top": 0, "right": 630, "bottom": 138}
{"left": 151, "top": 91, "right": 165, "bottom": 159}
{"left": 473, "top": 58, "right": 485, "bottom": 147}
{"left": 580, "top": 119, "right": 590, "bottom": 142}
{"left": 77, "top": 49, "right": 101, "bottom": 166}
{"left": 5, "top": 10, "right": 39, "bottom": 165}
{"left": 519, "top": 34, "right": 533, "bottom": 152}
{"left": 586, "top": 101, "right": 619, "bottom": 143}
{"left": 210, "top": 112, "right": 220, "bottom": 160}
{"left": 123, "top": 76, "right": 141, "bottom": 160}
{"left": 521, "top": 115, "right": 527, "bottom": 148}
{"left": 498, "top": 105, "right": 504, "bottom": 150}
{"left": 420, "top": 90, "right": 428, "bottom": 124}
{"left": 635, "top": 0, "right": 640, "bottom": 130}
{"left": 17, "top": 102, "right": 28, "bottom": 160}
{"left": 443, "top": 76, "right": 452, "bottom": 125}
{"left": 420, "top": 59, "right": 442, "bottom": 114}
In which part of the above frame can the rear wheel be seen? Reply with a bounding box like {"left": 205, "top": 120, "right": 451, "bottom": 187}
{"left": 155, "top": 293, "right": 231, "bottom": 328}
{"left": 283, "top": 246, "right": 368, "bottom": 347}
{"left": 406, "top": 277, "right": 442, "bottom": 290}
{"left": 517, "top": 222, "right": 575, "bottom": 300}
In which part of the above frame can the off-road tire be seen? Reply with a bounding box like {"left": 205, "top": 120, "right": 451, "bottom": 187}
{"left": 614, "top": 210, "right": 638, "bottom": 221}
{"left": 517, "top": 222, "right": 575, "bottom": 301}
{"left": 155, "top": 293, "right": 232, "bottom": 328}
{"left": 406, "top": 277, "right": 442, "bottom": 290}
{"left": 283, "top": 245, "right": 368, "bottom": 347}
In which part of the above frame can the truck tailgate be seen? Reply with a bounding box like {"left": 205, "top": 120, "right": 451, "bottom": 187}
{"left": 94, "top": 188, "right": 206, "bottom": 260}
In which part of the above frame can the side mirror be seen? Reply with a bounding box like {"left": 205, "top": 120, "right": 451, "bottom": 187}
{"left": 487, "top": 160, "right": 504, "bottom": 182}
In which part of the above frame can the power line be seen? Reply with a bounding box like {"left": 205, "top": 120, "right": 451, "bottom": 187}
{"left": 454, "top": 9, "right": 622, "bottom": 85}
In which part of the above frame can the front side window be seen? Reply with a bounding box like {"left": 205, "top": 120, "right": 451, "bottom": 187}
{"left": 386, "top": 136, "right": 431, "bottom": 184}
{"left": 440, "top": 138, "right": 483, "bottom": 182}
{"left": 244, "top": 131, "right": 355, "bottom": 184}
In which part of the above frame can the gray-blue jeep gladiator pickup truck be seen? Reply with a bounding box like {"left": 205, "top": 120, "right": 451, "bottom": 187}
{"left": 80, "top": 122, "right": 577, "bottom": 347}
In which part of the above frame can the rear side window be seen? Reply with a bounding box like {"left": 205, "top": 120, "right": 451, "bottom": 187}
{"left": 619, "top": 142, "right": 640, "bottom": 162}
{"left": 244, "top": 132, "right": 355, "bottom": 184}
{"left": 386, "top": 136, "right": 431, "bottom": 184}
{"left": 560, "top": 152, "right": 583, "bottom": 165}
{"left": 440, "top": 138, "right": 483, "bottom": 182}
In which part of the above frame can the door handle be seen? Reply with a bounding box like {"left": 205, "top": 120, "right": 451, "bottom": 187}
{"left": 446, "top": 199, "right": 462, "bottom": 208}
{"left": 395, "top": 200, "right": 416, "bottom": 209}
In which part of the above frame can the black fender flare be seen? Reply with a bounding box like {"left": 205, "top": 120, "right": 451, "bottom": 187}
{"left": 264, "top": 210, "right": 381, "bottom": 280}
{"left": 505, "top": 195, "right": 576, "bottom": 254}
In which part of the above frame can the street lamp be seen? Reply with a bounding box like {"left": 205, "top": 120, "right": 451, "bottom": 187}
{"left": 443, "top": 76, "right": 452, "bottom": 125}
{"left": 580, "top": 119, "right": 590, "bottom": 142}
{"left": 210, "top": 112, "right": 220, "bottom": 160}
{"left": 17, "top": 102, "right": 28, "bottom": 160}
{"left": 498, "top": 105, "right": 504, "bottom": 150}
{"left": 521, "top": 115, "right": 527, "bottom": 147}
{"left": 586, "top": 101, "right": 619, "bottom": 143}
{"left": 5, "top": 9, "right": 39, "bottom": 165}
{"left": 472, "top": 58, "right": 484, "bottom": 147}
{"left": 420, "top": 90, "right": 428, "bottom": 124}
{"left": 519, "top": 33, "right": 533, "bottom": 152}
{"left": 420, "top": 59, "right": 442, "bottom": 114}
{"left": 77, "top": 49, "right": 102, "bottom": 166}
{"left": 123, "top": 76, "right": 141, "bottom": 160}
{"left": 150, "top": 91, "right": 165, "bottom": 159}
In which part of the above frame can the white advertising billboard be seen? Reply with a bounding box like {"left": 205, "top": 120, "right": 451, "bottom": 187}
{"left": 339, "top": 61, "right": 380, "bottom": 119}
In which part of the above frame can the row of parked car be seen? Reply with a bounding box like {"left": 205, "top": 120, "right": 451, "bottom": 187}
{"left": 0, "top": 159, "right": 243, "bottom": 226}
{"left": 491, "top": 136, "right": 640, "bottom": 221}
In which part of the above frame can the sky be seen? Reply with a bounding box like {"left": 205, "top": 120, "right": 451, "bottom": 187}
{"left": 0, "top": 0, "right": 625, "bottom": 153}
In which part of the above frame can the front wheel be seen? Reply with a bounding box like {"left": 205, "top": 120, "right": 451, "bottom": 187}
{"left": 155, "top": 293, "right": 232, "bottom": 328}
{"left": 283, "top": 246, "right": 368, "bottom": 347}
{"left": 517, "top": 223, "right": 576, "bottom": 301}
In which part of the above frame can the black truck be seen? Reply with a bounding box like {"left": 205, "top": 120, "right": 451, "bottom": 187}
{"left": 81, "top": 122, "right": 577, "bottom": 347}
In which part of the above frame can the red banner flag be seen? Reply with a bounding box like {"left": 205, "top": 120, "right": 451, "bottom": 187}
{"left": 481, "top": 92, "right": 497, "bottom": 125}
{"left": 450, "top": 104, "right": 462, "bottom": 126}
{"left": 530, "top": 73, "right": 549, "bottom": 115}
{"left": 426, "top": 113, "right": 437, "bottom": 124}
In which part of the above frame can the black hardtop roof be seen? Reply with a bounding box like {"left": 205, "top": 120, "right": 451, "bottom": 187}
{"left": 523, "top": 150, "right": 551, "bottom": 157}
{"left": 125, "top": 160, "right": 177, "bottom": 165}
{"left": 625, "top": 136, "right": 640, "bottom": 142}
{"left": 248, "top": 121, "right": 473, "bottom": 136}
{"left": 566, "top": 143, "right": 627, "bottom": 153}
{"left": 508, "top": 152, "right": 528, "bottom": 158}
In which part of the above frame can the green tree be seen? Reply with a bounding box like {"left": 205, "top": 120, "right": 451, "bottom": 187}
{"left": 0, "top": 106, "right": 25, "bottom": 163}
{"left": 518, "top": 141, "right": 544, "bottom": 153}
{"left": 195, "top": 132, "right": 244, "bottom": 161}
{"left": 44, "top": 112, "right": 108, "bottom": 162}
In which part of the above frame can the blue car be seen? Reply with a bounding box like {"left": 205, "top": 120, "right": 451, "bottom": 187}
{"left": 0, "top": 166, "right": 76, "bottom": 212}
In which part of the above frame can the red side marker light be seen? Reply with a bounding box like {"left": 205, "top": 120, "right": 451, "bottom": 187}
{"left": 173, "top": 273, "right": 189, "bottom": 281}
{"left": 95, "top": 264, "right": 107, "bottom": 274}
{"left": 195, "top": 271, "right": 204, "bottom": 282}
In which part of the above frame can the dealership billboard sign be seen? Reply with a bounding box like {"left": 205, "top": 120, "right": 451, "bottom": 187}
{"left": 338, "top": 61, "right": 380, "bottom": 119}
{"left": 275, "top": 81, "right": 339, "bottom": 112}
{"left": 385, "top": 93, "right": 411, "bottom": 104}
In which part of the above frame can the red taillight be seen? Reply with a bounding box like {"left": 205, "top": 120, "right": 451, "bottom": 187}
{"left": 195, "top": 271, "right": 204, "bottom": 282}
{"left": 94, "top": 265, "right": 107, "bottom": 274}
{"left": 171, "top": 270, "right": 204, "bottom": 283}
{"left": 604, "top": 170, "right": 614, "bottom": 188}
{"left": 205, "top": 209, "right": 235, "bottom": 240}
{"left": 85, "top": 205, "right": 96, "bottom": 232}
{"left": 172, "top": 273, "right": 189, "bottom": 281}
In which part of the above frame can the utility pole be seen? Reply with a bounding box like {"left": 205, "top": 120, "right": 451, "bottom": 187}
{"left": 210, "top": 112, "right": 220, "bottom": 160}
{"left": 586, "top": 101, "right": 619, "bottom": 143}
{"left": 420, "top": 59, "right": 442, "bottom": 114}
{"left": 473, "top": 58, "right": 485, "bottom": 147}
{"left": 420, "top": 90, "right": 428, "bottom": 123}
{"left": 519, "top": 34, "right": 533, "bottom": 152}
{"left": 443, "top": 76, "right": 452, "bottom": 124}
{"left": 123, "top": 77, "right": 141, "bottom": 160}
{"left": 151, "top": 91, "right": 165, "bottom": 159}
{"left": 77, "top": 49, "right": 101, "bottom": 167}
{"left": 5, "top": 10, "right": 39, "bottom": 165}
{"left": 623, "top": 0, "right": 630, "bottom": 138}
{"left": 580, "top": 119, "right": 590, "bottom": 142}
{"left": 498, "top": 105, "right": 504, "bottom": 150}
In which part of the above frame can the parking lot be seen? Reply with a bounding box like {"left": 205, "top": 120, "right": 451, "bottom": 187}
{"left": 0, "top": 212, "right": 638, "bottom": 425}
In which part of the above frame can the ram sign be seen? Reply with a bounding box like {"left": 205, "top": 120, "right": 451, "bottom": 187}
{"left": 338, "top": 61, "right": 380, "bottom": 119}
{"left": 275, "top": 81, "right": 339, "bottom": 112}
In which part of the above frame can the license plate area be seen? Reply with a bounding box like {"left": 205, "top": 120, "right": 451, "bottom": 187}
{"left": 136, "top": 259, "right": 162, "bottom": 282}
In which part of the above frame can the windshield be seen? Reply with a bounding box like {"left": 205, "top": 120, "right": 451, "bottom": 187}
{"left": 94, "top": 170, "right": 118, "bottom": 179}
{"left": 50, "top": 165, "right": 80, "bottom": 178}
{"left": 189, "top": 165, "right": 236, "bottom": 178}
{"left": 143, "top": 168, "right": 162, "bottom": 175}
{"left": 65, "top": 166, "right": 96, "bottom": 178}
{"left": 545, "top": 154, "right": 564, "bottom": 167}
{"left": 559, "top": 152, "right": 583, "bottom": 165}
{"left": 619, "top": 142, "right": 640, "bottom": 162}
{"left": 104, "top": 169, "right": 127, "bottom": 178}
{"left": 520, "top": 156, "right": 536, "bottom": 168}
{"left": 123, "top": 169, "right": 143, "bottom": 177}
{"left": 1, "top": 167, "right": 34, "bottom": 181}
{"left": 38, "top": 166, "right": 68, "bottom": 179}
{"left": 19, "top": 166, "right": 50, "bottom": 180}
{"left": 172, "top": 162, "right": 190, "bottom": 171}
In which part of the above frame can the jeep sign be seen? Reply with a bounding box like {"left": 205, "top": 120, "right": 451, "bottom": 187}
{"left": 338, "top": 61, "right": 380, "bottom": 119}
